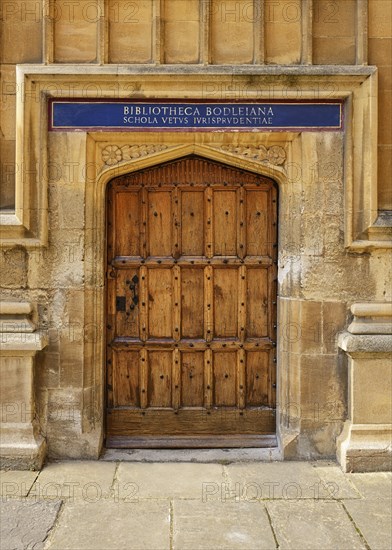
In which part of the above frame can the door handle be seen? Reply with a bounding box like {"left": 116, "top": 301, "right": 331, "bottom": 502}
{"left": 128, "top": 274, "right": 139, "bottom": 309}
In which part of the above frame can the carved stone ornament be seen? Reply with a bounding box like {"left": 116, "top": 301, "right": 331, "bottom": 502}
{"left": 101, "top": 144, "right": 169, "bottom": 166}
{"left": 217, "top": 145, "right": 286, "bottom": 166}
{"left": 101, "top": 143, "right": 287, "bottom": 168}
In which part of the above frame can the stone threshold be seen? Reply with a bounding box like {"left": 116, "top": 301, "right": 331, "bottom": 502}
{"left": 99, "top": 447, "right": 282, "bottom": 463}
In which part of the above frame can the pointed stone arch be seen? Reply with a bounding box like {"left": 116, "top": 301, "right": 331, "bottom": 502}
{"left": 82, "top": 143, "right": 286, "bottom": 455}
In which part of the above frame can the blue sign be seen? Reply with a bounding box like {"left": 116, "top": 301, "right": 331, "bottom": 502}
{"left": 50, "top": 101, "right": 343, "bottom": 131}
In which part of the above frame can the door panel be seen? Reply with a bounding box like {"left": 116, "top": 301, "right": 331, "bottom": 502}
{"left": 213, "top": 351, "right": 237, "bottom": 406}
{"left": 247, "top": 268, "right": 269, "bottom": 337}
{"left": 246, "top": 351, "right": 270, "bottom": 406}
{"left": 213, "top": 190, "right": 237, "bottom": 256}
{"left": 147, "top": 351, "right": 172, "bottom": 407}
{"left": 213, "top": 268, "right": 238, "bottom": 338}
{"left": 181, "top": 191, "right": 204, "bottom": 255}
{"left": 113, "top": 351, "right": 140, "bottom": 407}
{"left": 115, "top": 192, "right": 140, "bottom": 257}
{"left": 181, "top": 351, "right": 204, "bottom": 407}
{"left": 106, "top": 156, "right": 278, "bottom": 447}
{"left": 246, "top": 190, "right": 269, "bottom": 256}
{"left": 181, "top": 268, "right": 204, "bottom": 338}
{"left": 148, "top": 191, "right": 172, "bottom": 256}
{"left": 115, "top": 268, "right": 140, "bottom": 338}
{"left": 147, "top": 268, "right": 173, "bottom": 338}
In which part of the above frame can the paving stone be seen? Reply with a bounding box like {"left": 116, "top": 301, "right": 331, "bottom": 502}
{"left": 266, "top": 500, "right": 367, "bottom": 549}
{"left": 45, "top": 500, "right": 170, "bottom": 550}
{"left": 344, "top": 498, "right": 392, "bottom": 550}
{"left": 0, "top": 470, "right": 39, "bottom": 497}
{"left": 224, "top": 461, "right": 323, "bottom": 500}
{"left": 117, "top": 462, "right": 225, "bottom": 500}
{"left": 33, "top": 461, "right": 116, "bottom": 500}
{"left": 172, "top": 500, "right": 276, "bottom": 549}
{"left": 310, "top": 461, "right": 362, "bottom": 499}
{"left": 0, "top": 499, "right": 61, "bottom": 550}
{"left": 348, "top": 472, "right": 392, "bottom": 500}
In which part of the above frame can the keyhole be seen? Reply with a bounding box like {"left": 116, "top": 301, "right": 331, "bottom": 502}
{"left": 225, "top": 211, "right": 229, "bottom": 216}
{"left": 160, "top": 374, "right": 164, "bottom": 380}
{"left": 224, "top": 374, "right": 229, "bottom": 379}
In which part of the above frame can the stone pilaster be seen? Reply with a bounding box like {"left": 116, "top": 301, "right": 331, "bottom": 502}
{"left": 337, "top": 303, "right": 392, "bottom": 472}
{"left": 0, "top": 302, "right": 48, "bottom": 470}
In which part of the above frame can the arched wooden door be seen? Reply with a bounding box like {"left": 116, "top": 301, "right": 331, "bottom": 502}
{"left": 106, "top": 156, "right": 277, "bottom": 447}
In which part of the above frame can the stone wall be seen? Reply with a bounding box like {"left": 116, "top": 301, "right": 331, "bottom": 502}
{"left": 0, "top": 0, "right": 391, "bottom": 208}
{"left": 1, "top": 125, "right": 391, "bottom": 460}
{"left": 0, "top": 1, "right": 391, "bottom": 468}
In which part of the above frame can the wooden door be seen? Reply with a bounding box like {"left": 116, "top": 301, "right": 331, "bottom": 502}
{"left": 106, "top": 156, "right": 277, "bottom": 447}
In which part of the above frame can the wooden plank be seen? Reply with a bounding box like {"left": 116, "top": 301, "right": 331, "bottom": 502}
{"left": 172, "top": 348, "right": 181, "bottom": 411}
{"left": 237, "top": 186, "right": 246, "bottom": 259}
{"left": 111, "top": 338, "right": 273, "bottom": 352}
{"left": 172, "top": 265, "right": 181, "bottom": 341}
{"left": 237, "top": 347, "right": 246, "bottom": 409}
{"left": 147, "top": 268, "right": 172, "bottom": 338}
{"left": 115, "top": 268, "right": 139, "bottom": 338}
{"left": 106, "top": 407, "right": 276, "bottom": 436}
{"left": 148, "top": 190, "right": 172, "bottom": 256}
{"left": 140, "top": 187, "right": 148, "bottom": 259}
{"left": 181, "top": 351, "right": 204, "bottom": 407}
{"left": 269, "top": 349, "right": 277, "bottom": 408}
{"left": 205, "top": 186, "right": 213, "bottom": 258}
{"left": 246, "top": 190, "right": 269, "bottom": 256}
{"left": 204, "top": 348, "right": 213, "bottom": 409}
{"left": 112, "top": 257, "right": 273, "bottom": 268}
{"left": 181, "top": 268, "right": 204, "bottom": 338}
{"left": 106, "top": 352, "right": 114, "bottom": 410}
{"left": 147, "top": 351, "right": 172, "bottom": 408}
{"left": 115, "top": 191, "right": 140, "bottom": 257}
{"left": 181, "top": 190, "right": 204, "bottom": 255}
{"left": 139, "top": 266, "right": 148, "bottom": 341}
{"left": 213, "top": 268, "right": 238, "bottom": 338}
{"left": 204, "top": 265, "right": 213, "bottom": 342}
{"left": 213, "top": 190, "right": 237, "bottom": 256}
{"left": 172, "top": 186, "right": 181, "bottom": 258}
{"left": 246, "top": 351, "right": 270, "bottom": 407}
{"left": 246, "top": 268, "right": 269, "bottom": 338}
{"left": 238, "top": 265, "right": 246, "bottom": 343}
{"left": 140, "top": 348, "right": 148, "bottom": 409}
{"left": 213, "top": 351, "right": 237, "bottom": 407}
{"left": 113, "top": 351, "right": 140, "bottom": 407}
{"left": 106, "top": 271, "right": 116, "bottom": 410}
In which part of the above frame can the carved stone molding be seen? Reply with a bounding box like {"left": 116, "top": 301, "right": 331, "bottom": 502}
{"left": 101, "top": 144, "right": 171, "bottom": 166}
{"left": 101, "top": 143, "right": 287, "bottom": 169}
{"left": 215, "top": 145, "right": 287, "bottom": 166}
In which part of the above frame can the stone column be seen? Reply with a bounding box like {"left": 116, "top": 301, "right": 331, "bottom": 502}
{"left": 0, "top": 302, "right": 48, "bottom": 470}
{"left": 337, "top": 303, "right": 392, "bottom": 472}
